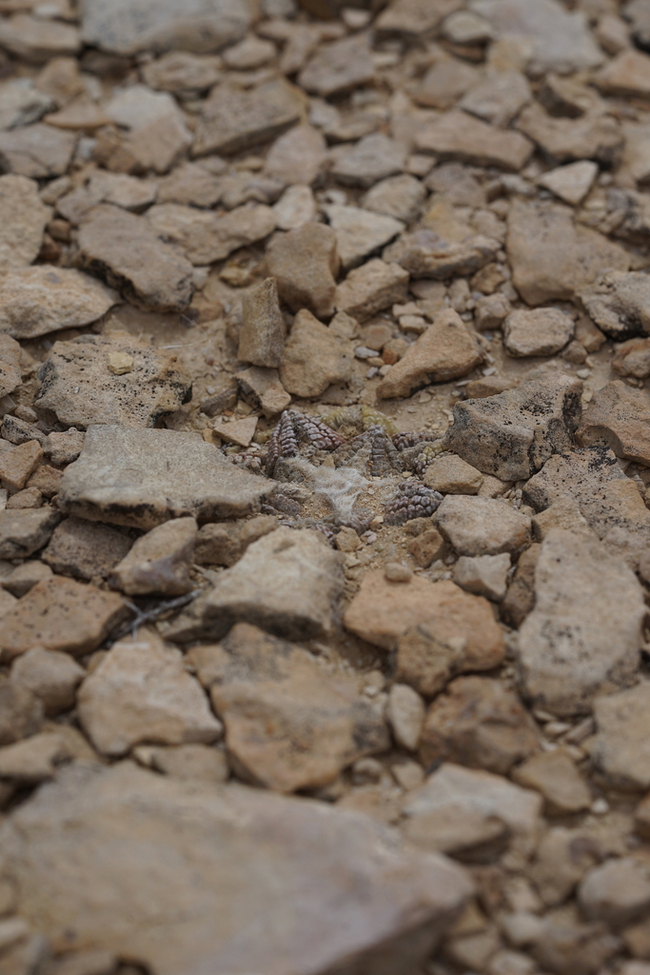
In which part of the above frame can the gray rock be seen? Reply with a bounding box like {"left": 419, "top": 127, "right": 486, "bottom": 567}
{"left": 518, "top": 528, "right": 645, "bottom": 716}
{"left": 436, "top": 496, "right": 531, "bottom": 557}
{"left": 78, "top": 629, "right": 222, "bottom": 756}
{"left": 363, "top": 174, "right": 427, "bottom": 223}
{"left": 42, "top": 517, "right": 133, "bottom": 582}
{"left": 453, "top": 553, "right": 511, "bottom": 601}
{"left": 444, "top": 374, "right": 583, "bottom": 481}
{"left": 189, "top": 623, "right": 388, "bottom": 792}
{"left": 331, "top": 133, "right": 406, "bottom": 189}
{"left": 503, "top": 308, "right": 575, "bottom": 358}
{"left": 198, "top": 526, "right": 343, "bottom": 642}
{"left": 10, "top": 647, "right": 84, "bottom": 716}
{"left": 77, "top": 204, "right": 194, "bottom": 313}
{"left": 324, "top": 204, "right": 404, "bottom": 270}
{"left": 578, "top": 270, "right": 650, "bottom": 340}
{"left": 238, "top": 277, "right": 285, "bottom": 369}
{"left": 82, "top": 0, "right": 250, "bottom": 55}
{"left": 0, "top": 175, "right": 49, "bottom": 275}
{"left": 193, "top": 79, "right": 303, "bottom": 157}
{"left": 58, "top": 425, "right": 276, "bottom": 530}
{"left": 0, "top": 79, "right": 53, "bottom": 130}
{"left": 383, "top": 228, "right": 500, "bottom": 280}
{"left": 298, "top": 34, "right": 374, "bottom": 98}
{"left": 0, "top": 508, "right": 61, "bottom": 559}
{"left": 0, "top": 761, "right": 472, "bottom": 975}
{"left": 0, "top": 124, "right": 76, "bottom": 178}
{"left": 35, "top": 331, "right": 192, "bottom": 429}
{"left": 469, "top": 0, "right": 603, "bottom": 74}
{"left": 266, "top": 222, "right": 339, "bottom": 319}
{"left": 592, "top": 681, "right": 650, "bottom": 790}
{"left": 0, "top": 266, "right": 117, "bottom": 340}
{"left": 109, "top": 517, "right": 197, "bottom": 596}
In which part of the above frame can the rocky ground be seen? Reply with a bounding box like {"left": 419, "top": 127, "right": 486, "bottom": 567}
{"left": 4, "top": 0, "right": 650, "bottom": 973}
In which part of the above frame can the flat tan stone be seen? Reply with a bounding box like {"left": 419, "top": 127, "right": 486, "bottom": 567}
{"left": 0, "top": 174, "right": 49, "bottom": 274}
{"left": 0, "top": 440, "right": 42, "bottom": 490}
{"left": 279, "top": 308, "right": 353, "bottom": 398}
{"left": 596, "top": 48, "right": 650, "bottom": 98}
{"left": 109, "top": 517, "right": 197, "bottom": 596}
{"left": 512, "top": 749, "right": 591, "bottom": 815}
{"left": 415, "top": 111, "right": 533, "bottom": 172}
{"left": 577, "top": 380, "right": 650, "bottom": 465}
{"left": 0, "top": 576, "right": 129, "bottom": 660}
{"left": 0, "top": 266, "right": 117, "bottom": 340}
{"left": 193, "top": 79, "right": 304, "bottom": 157}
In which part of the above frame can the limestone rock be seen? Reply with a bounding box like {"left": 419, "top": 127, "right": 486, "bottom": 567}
{"left": 423, "top": 454, "right": 484, "bottom": 494}
{"left": 459, "top": 68, "right": 531, "bottom": 127}
{"left": 10, "top": 646, "right": 84, "bottom": 715}
{"left": 577, "top": 380, "right": 650, "bottom": 465}
{"left": 109, "top": 517, "right": 197, "bottom": 596}
{"left": 237, "top": 277, "right": 285, "bottom": 369}
{"left": 42, "top": 517, "right": 132, "bottom": 582}
{"left": 578, "top": 270, "right": 650, "bottom": 341}
{"left": 401, "top": 762, "right": 542, "bottom": 867}
{"left": 35, "top": 331, "right": 192, "bottom": 429}
{"left": 0, "top": 761, "right": 473, "bottom": 975}
{"left": 0, "top": 507, "right": 61, "bottom": 559}
{"left": 512, "top": 749, "right": 591, "bottom": 816}
{"left": 363, "top": 174, "right": 426, "bottom": 223}
{"left": 345, "top": 570, "right": 504, "bottom": 666}
{"left": 377, "top": 308, "right": 481, "bottom": 399}
{"left": 0, "top": 79, "right": 53, "bottom": 130}
{"left": 0, "top": 677, "right": 42, "bottom": 745}
{"left": 147, "top": 202, "right": 276, "bottom": 265}
{"left": 200, "top": 527, "right": 343, "bottom": 641}
{"left": 419, "top": 676, "right": 539, "bottom": 775}
{"left": 335, "top": 259, "right": 409, "bottom": 322}
{"left": 444, "top": 374, "right": 583, "bottom": 481}
{"left": 190, "top": 623, "right": 387, "bottom": 792}
{"left": 332, "top": 133, "right": 405, "bottom": 188}
{"left": 507, "top": 200, "right": 629, "bottom": 306}
{"left": 77, "top": 205, "right": 194, "bottom": 312}
{"left": 469, "top": 0, "right": 603, "bottom": 74}
{"left": 264, "top": 125, "right": 328, "bottom": 186}
{"left": 0, "top": 334, "right": 21, "bottom": 399}
{"left": 266, "top": 222, "right": 339, "bottom": 318}
{"left": 518, "top": 529, "right": 645, "bottom": 716}
{"left": 0, "top": 124, "right": 76, "bottom": 178}
{"left": 193, "top": 79, "right": 304, "bottom": 157}
{"left": 135, "top": 743, "right": 228, "bottom": 783}
{"left": 2, "top": 561, "right": 51, "bottom": 597}
{"left": 517, "top": 103, "right": 622, "bottom": 167}
{"left": 0, "top": 731, "right": 74, "bottom": 784}
{"left": 0, "top": 440, "right": 42, "bottom": 490}
{"left": 0, "top": 266, "right": 116, "bottom": 340}
{"left": 383, "top": 228, "right": 500, "bottom": 280}
{"left": 273, "top": 184, "right": 316, "bottom": 231}
{"left": 387, "top": 683, "right": 426, "bottom": 751}
{"left": 578, "top": 857, "right": 650, "bottom": 928}
{"left": 453, "top": 553, "right": 511, "bottom": 601}
{"left": 78, "top": 629, "right": 221, "bottom": 756}
{"left": 82, "top": 0, "right": 250, "bottom": 55}
{"left": 415, "top": 111, "right": 533, "bottom": 172}
{"left": 58, "top": 425, "right": 275, "bottom": 529}
{"left": 0, "top": 14, "right": 79, "bottom": 63}
{"left": 0, "top": 175, "right": 49, "bottom": 275}
{"left": 592, "top": 682, "right": 650, "bottom": 790}
{"left": 595, "top": 48, "right": 650, "bottom": 99}
{"left": 538, "top": 160, "right": 599, "bottom": 206}
{"left": 436, "top": 495, "right": 531, "bottom": 556}
{"left": 280, "top": 308, "right": 353, "bottom": 398}
{"left": 324, "top": 204, "right": 404, "bottom": 271}
{"left": 0, "top": 576, "right": 128, "bottom": 660}
{"left": 298, "top": 34, "right": 374, "bottom": 97}
{"left": 612, "top": 337, "right": 650, "bottom": 378}
{"left": 236, "top": 366, "right": 292, "bottom": 418}
{"left": 194, "top": 516, "right": 278, "bottom": 567}
{"left": 415, "top": 57, "right": 479, "bottom": 110}
{"left": 503, "top": 308, "right": 575, "bottom": 358}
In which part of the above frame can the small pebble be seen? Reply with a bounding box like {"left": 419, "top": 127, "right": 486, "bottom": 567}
{"left": 383, "top": 561, "right": 412, "bottom": 583}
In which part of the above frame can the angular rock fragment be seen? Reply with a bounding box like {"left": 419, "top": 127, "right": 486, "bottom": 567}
{"left": 383, "top": 228, "right": 500, "bottom": 280}
{"left": 578, "top": 270, "right": 650, "bottom": 340}
{"left": 0, "top": 761, "right": 472, "bottom": 975}
{"left": 376, "top": 0, "right": 460, "bottom": 38}
{"left": 81, "top": 0, "right": 250, "bottom": 55}
{"left": 77, "top": 205, "right": 194, "bottom": 312}
{"left": 592, "top": 682, "right": 650, "bottom": 790}
{"left": 0, "top": 440, "right": 42, "bottom": 490}
{"left": 459, "top": 69, "right": 531, "bottom": 127}
{"left": 335, "top": 259, "right": 409, "bottom": 323}
{"left": 0, "top": 576, "right": 128, "bottom": 660}
{"left": 298, "top": 34, "right": 374, "bottom": 97}
{"left": 238, "top": 278, "right": 285, "bottom": 369}
{"left": 377, "top": 309, "right": 482, "bottom": 399}
{"left": 58, "top": 425, "right": 275, "bottom": 529}
{"left": 147, "top": 202, "right": 276, "bottom": 265}
{"left": 0, "top": 507, "right": 61, "bottom": 559}
{"left": 324, "top": 204, "right": 404, "bottom": 270}
{"left": 78, "top": 629, "right": 221, "bottom": 756}
{"left": 537, "top": 160, "right": 599, "bottom": 206}
{"left": 280, "top": 309, "right": 352, "bottom": 398}
{"left": 363, "top": 174, "right": 426, "bottom": 223}
{"left": 507, "top": 200, "right": 629, "bottom": 305}
{"left": 595, "top": 48, "right": 650, "bottom": 99}
{"left": 401, "top": 762, "right": 542, "bottom": 867}
{"left": 415, "top": 111, "right": 533, "bottom": 172}
{"left": 264, "top": 125, "right": 328, "bottom": 186}
{"left": 512, "top": 750, "right": 591, "bottom": 816}
{"left": 345, "top": 570, "right": 504, "bottom": 667}
{"left": 0, "top": 266, "right": 116, "bottom": 340}
{"left": 236, "top": 366, "right": 291, "bottom": 418}
{"left": 453, "top": 553, "right": 510, "bottom": 601}
{"left": 199, "top": 527, "right": 342, "bottom": 641}
{"left": 444, "top": 374, "right": 583, "bottom": 481}
{"left": 109, "top": 517, "right": 197, "bottom": 596}
{"left": 332, "top": 133, "right": 405, "bottom": 188}
{"left": 577, "top": 380, "right": 650, "bottom": 465}
{"left": 0, "top": 123, "right": 76, "bottom": 177}
{"left": 194, "top": 515, "right": 277, "bottom": 567}
{"left": 35, "top": 331, "right": 192, "bottom": 428}
{"left": 435, "top": 496, "right": 531, "bottom": 556}
{"left": 190, "top": 623, "right": 388, "bottom": 792}
{"left": 612, "top": 337, "right": 650, "bottom": 378}
{"left": 0, "top": 174, "right": 49, "bottom": 274}
{"left": 423, "top": 454, "right": 484, "bottom": 495}
{"left": 10, "top": 647, "right": 84, "bottom": 715}
{"left": 266, "top": 222, "right": 339, "bottom": 319}
{"left": 517, "top": 103, "right": 622, "bottom": 167}
{"left": 42, "top": 517, "right": 132, "bottom": 583}
{"left": 193, "top": 79, "right": 303, "bottom": 157}
{"left": 0, "top": 677, "right": 43, "bottom": 745}
{"left": 419, "top": 676, "right": 539, "bottom": 775}
{"left": 0, "top": 334, "right": 21, "bottom": 399}
{"left": 518, "top": 529, "right": 645, "bottom": 716}
{"left": 503, "top": 307, "right": 575, "bottom": 357}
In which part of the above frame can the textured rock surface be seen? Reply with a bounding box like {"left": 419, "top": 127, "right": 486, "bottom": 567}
{"left": 0, "top": 266, "right": 116, "bottom": 340}
{"left": 435, "top": 495, "right": 532, "bottom": 556}
{"left": 279, "top": 308, "right": 353, "bottom": 398}
{"left": 0, "top": 762, "right": 473, "bottom": 975}
{"left": 58, "top": 425, "right": 275, "bottom": 529}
